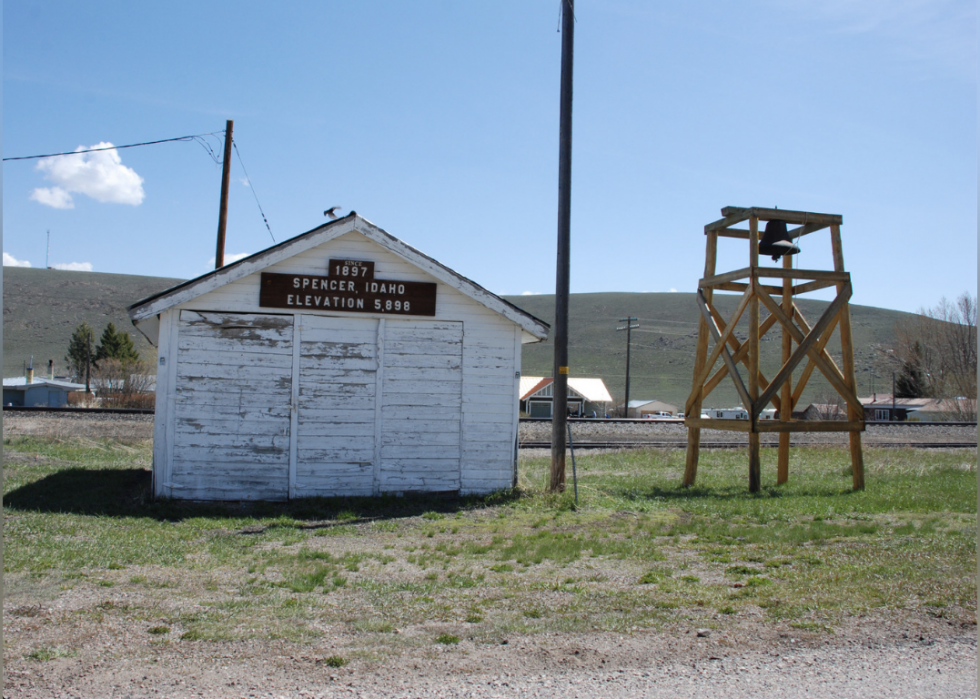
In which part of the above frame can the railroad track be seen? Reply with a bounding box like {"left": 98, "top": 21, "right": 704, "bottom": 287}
{"left": 520, "top": 441, "right": 977, "bottom": 450}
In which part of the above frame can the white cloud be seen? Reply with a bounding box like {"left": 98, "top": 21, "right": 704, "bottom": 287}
{"left": 31, "top": 143, "right": 145, "bottom": 208}
{"left": 669, "top": 288, "right": 678, "bottom": 293}
{"left": 521, "top": 291, "right": 539, "bottom": 296}
{"left": 52, "top": 262, "right": 93, "bottom": 272}
{"left": 206, "top": 252, "right": 251, "bottom": 269}
{"left": 239, "top": 177, "right": 250, "bottom": 187}
{"left": 3, "top": 252, "right": 32, "bottom": 267}
{"left": 29, "top": 187, "right": 75, "bottom": 209}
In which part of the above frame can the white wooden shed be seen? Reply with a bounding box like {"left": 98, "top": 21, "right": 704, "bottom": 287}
{"left": 129, "top": 213, "right": 549, "bottom": 501}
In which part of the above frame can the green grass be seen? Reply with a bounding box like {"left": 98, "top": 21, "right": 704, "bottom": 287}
{"left": 3, "top": 436, "right": 975, "bottom": 648}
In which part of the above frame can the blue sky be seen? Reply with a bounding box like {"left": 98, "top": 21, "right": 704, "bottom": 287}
{"left": 3, "top": 1, "right": 976, "bottom": 313}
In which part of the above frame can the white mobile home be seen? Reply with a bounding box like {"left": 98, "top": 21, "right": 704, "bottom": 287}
{"left": 129, "top": 213, "right": 549, "bottom": 500}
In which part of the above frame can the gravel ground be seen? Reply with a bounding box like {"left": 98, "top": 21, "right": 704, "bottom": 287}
{"left": 3, "top": 617, "right": 975, "bottom": 698}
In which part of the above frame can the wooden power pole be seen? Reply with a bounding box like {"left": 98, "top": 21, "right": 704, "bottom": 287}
{"left": 550, "top": 0, "right": 575, "bottom": 493}
{"left": 214, "top": 119, "right": 234, "bottom": 269}
{"left": 617, "top": 317, "right": 639, "bottom": 416}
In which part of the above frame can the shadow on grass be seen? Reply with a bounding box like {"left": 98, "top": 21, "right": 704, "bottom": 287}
{"left": 3, "top": 467, "right": 524, "bottom": 523}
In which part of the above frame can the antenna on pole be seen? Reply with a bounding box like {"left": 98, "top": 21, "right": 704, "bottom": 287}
{"left": 46, "top": 230, "right": 50, "bottom": 269}
{"left": 617, "top": 317, "right": 639, "bottom": 416}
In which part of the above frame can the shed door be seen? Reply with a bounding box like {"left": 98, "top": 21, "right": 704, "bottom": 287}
{"left": 295, "top": 315, "right": 378, "bottom": 496}
{"left": 380, "top": 320, "right": 463, "bottom": 493}
{"left": 171, "top": 311, "right": 293, "bottom": 500}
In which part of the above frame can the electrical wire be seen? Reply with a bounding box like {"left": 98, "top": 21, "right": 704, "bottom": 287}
{"left": 233, "top": 142, "right": 275, "bottom": 244}
{"left": 2, "top": 132, "right": 224, "bottom": 162}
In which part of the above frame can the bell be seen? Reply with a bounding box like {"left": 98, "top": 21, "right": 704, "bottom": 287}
{"left": 758, "top": 219, "right": 800, "bottom": 261}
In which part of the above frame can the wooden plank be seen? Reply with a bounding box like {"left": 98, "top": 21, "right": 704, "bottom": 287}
{"left": 683, "top": 417, "right": 752, "bottom": 432}
{"left": 383, "top": 378, "right": 462, "bottom": 395}
{"left": 755, "top": 420, "right": 865, "bottom": 433}
{"left": 684, "top": 229, "right": 718, "bottom": 487}
{"left": 297, "top": 367, "right": 377, "bottom": 383}
{"left": 778, "top": 253, "right": 792, "bottom": 485}
{"left": 684, "top": 284, "right": 753, "bottom": 416}
{"left": 178, "top": 334, "right": 293, "bottom": 355}
{"left": 748, "top": 215, "right": 761, "bottom": 491}
{"left": 790, "top": 310, "right": 840, "bottom": 406}
{"left": 699, "top": 267, "right": 752, "bottom": 288}
{"left": 696, "top": 290, "right": 752, "bottom": 411}
{"left": 158, "top": 308, "right": 178, "bottom": 498}
{"left": 704, "top": 210, "right": 751, "bottom": 233}
{"left": 754, "top": 268, "right": 850, "bottom": 282}
{"left": 782, "top": 298, "right": 861, "bottom": 414}
{"left": 753, "top": 284, "right": 854, "bottom": 414}
{"left": 831, "top": 223, "right": 865, "bottom": 490}
{"left": 720, "top": 207, "right": 842, "bottom": 226}
{"left": 176, "top": 362, "right": 295, "bottom": 382}
{"left": 792, "top": 279, "right": 837, "bottom": 295}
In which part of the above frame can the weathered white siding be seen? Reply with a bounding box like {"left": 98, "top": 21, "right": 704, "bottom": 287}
{"left": 148, "top": 227, "right": 534, "bottom": 499}
{"left": 294, "top": 315, "right": 379, "bottom": 497}
{"left": 380, "top": 320, "right": 463, "bottom": 493}
{"left": 168, "top": 311, "right": 293, "bottom": 500}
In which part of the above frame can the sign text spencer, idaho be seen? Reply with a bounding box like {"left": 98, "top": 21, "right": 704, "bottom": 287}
{"left": 259, "top": 259, "right": 437, "bottom": 316}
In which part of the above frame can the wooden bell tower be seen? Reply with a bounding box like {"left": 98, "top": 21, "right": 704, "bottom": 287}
{"left": 683, "top": 206, "right": 865, "bottom": 492}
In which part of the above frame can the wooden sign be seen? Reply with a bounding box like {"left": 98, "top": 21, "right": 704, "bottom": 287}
{"left": 259, "top": 258, "right": 437, "bottom": 316}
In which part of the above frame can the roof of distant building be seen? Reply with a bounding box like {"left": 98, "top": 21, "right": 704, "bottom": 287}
{"left": 520, "top": 376, "right": 613, "bottom": 403}
{"left": 3, "top": 377, "right": 86, "bottom": 391}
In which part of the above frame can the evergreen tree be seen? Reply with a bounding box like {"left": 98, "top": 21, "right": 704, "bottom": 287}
{"left": 93, "top": 323, "right": 140, "bottom": 365}
{"left": 895, "top": 341, "right": 925, "bottom": 398}
{"left": 65, "top": 322, "right": 95, "bottom": 382}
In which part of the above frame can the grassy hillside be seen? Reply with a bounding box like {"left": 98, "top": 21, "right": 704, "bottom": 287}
{"left": 2, "top": 268, "right": 907, "bottom": 409}
{"left": 3, "top": 267, "right": 183, "bottom": 379}
{"left": 502, "top": 292, "right": 907, "bottom": 410}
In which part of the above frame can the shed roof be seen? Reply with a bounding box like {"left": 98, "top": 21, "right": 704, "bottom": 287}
{"left": 128, "top": 212, "right": 549, "bottom": 345}
{"left": 3, "top": 377, "right": 86, "bottom": 391}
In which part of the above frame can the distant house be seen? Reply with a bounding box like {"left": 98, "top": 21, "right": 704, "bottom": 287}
{"left": 906, "top": 397, "right": 977, "bottom": 422}
{"left": 3, "top": 376, "right": 86, "bottom": 407}
{"left": 857, "top": 393, "right": 978, "bottom": 422}
{"left": 703, "top": 406, "right": 777, "bottom": 420}
{"left": 621, "top": 399, "right": 679, "bottom": 418}
{"left": 519, "top": 376, "right": 612, "bottom": 418}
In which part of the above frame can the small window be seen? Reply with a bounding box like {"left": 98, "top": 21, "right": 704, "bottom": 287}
{"left": 716, "top": 411, "right": 723, "bottom": 418}
{"left": 875, "top": 409, "right": 889, "bottom": 421}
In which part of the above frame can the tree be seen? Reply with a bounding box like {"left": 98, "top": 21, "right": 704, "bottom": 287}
{"left": 894, "top": 341, "right": 926, "bottom": 398}
{"left": 65, "top": 322, "right": 95, "bottom": 383}
{"left": 892, "top": 292, "right": 977, "bottom": 401}
{"left": 93, "top": 323, "right": 140, "bottom": 365}
{"left": 90, "top": 358, "right": 155, "bottom": 408}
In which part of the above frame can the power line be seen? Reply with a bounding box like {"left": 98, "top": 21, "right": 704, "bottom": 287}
{"left": 2, "top": 132, "right": 223, "bottom": 162}
{"left": 233, "top": 142, "right": 275, "bottom": 244}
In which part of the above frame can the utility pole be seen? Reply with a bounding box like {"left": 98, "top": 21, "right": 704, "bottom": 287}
{"left": 46, "top": 230, "right": 50, "bottom": 269}
{"left": 214, "top": 119, "right": 234, "bottom": 269}
{"left": 550, "top": 0, "right": 575, "bottom": 493}
{"left": 617, "top": 317, "right": 639, "bottom": 416}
